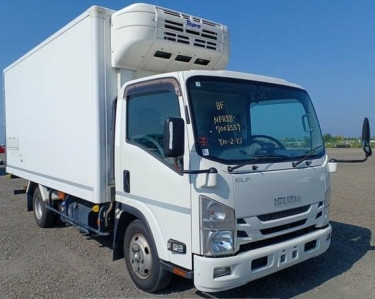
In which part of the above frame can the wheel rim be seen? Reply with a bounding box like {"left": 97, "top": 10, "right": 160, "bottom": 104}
{"left": 34, "top": 195, "right": 43, "bottom": 220}
{"left": 129, "top": 233, "right": 153, "bottom": 279}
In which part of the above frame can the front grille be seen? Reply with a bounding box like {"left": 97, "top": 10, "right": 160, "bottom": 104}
{"left": 238, "top": 226, "right": 318, "bottom": 253}
{"left": 258, "top": 205, "right": 310, "bottom": 222}
{"left": 237, "top": 230, "right": 248, "bottom": 238}
{"left": 260, "top": 219, "right": 307, "bottom": 235}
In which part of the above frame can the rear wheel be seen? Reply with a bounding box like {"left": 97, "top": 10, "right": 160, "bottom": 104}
{"left": 33, "top": 187, "right": 55, "bottom": 227}
{"left": 124, "top": 220, "right": 172, "bottom": 292}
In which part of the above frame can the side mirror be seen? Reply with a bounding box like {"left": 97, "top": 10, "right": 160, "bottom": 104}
{"left": 163, "top": 117, "right": 184, "bottom": 158}
{"left": 164, "top": 118, "right": 218, "bottom": 176}
{"left": 362, "top": 117, "right": 372, "bottom": 157}
{"left": 329, "top": 117, "right": 372, "bottom": 164}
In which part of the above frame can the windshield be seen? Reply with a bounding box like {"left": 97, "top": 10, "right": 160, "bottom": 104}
{"left": 187, "top": 76, "right": 324, "bottom": 164}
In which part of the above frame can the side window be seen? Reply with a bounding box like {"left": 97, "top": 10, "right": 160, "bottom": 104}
{"left": 127, "top": 88, "right": 180, "bottom": 163}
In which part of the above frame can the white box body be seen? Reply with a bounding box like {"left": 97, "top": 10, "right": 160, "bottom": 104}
{"left": 4, "top": 7, "right": 117, "bottom": 203}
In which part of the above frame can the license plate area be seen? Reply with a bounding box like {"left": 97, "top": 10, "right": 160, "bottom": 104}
{"left": 278, "top": 245, "right": 299, "bottom": 267}
{"left": 250, "top": 237, "right": 320, "bottom": 272}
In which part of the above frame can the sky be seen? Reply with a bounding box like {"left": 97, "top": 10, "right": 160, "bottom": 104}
{"left": 1, "top": 0, "right": 375, "bottom": 144}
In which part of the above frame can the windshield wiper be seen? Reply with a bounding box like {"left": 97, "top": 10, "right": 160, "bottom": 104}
{"left": 227, "top": 155, "right": 288, "bottom": 172}
{"left": 292, "top": 144, "right": 324, "bottom": 168}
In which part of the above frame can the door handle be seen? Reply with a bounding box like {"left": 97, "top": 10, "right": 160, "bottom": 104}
{"left": 123, "top": 170, "right": 130, "bottom": 193}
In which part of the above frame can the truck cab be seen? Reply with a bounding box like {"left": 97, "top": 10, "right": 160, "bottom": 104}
{"left": 114, "top": 70, "right": 332, "bottom": 292}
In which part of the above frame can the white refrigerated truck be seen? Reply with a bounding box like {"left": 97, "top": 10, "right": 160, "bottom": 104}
{"left": 3, "top": 3, "right": 372, "bottom": 293}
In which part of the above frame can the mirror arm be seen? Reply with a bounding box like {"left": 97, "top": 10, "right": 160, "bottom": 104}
{"left": 179, "top": 167, "right": 218, "bottom": 175}
{"left": 329, "top": 156, "right": 369, "bottom": 163}
{"left": 174, "top": 160, "right": 218, "bottom": 174}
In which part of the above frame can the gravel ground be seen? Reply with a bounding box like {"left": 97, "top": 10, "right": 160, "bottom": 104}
{"left": 0, "top": 149, "right": 374, "bottom": 298}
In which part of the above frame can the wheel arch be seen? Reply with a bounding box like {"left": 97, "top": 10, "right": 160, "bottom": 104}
{"left": 113, "top": 202, "right": 163, "bottom": 261}
{"left": 26, "top": 181, "right": 38, "bottom": 211}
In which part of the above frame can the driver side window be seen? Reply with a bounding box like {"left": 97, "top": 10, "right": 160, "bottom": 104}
{"left": 127, "top": 89, "right": 180, "bottom": 163}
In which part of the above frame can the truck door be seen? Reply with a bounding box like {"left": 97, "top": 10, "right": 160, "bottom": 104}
{"left": 116, "top": 78, "right": 192, "bottom": 270}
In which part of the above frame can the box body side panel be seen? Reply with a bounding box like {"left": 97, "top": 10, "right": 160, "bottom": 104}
{"left": 4, "top": 11, "right": 115, "bottom": 203}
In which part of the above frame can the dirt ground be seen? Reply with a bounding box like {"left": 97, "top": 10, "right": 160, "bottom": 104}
{"left": 0, "top": 149, "right": 374, "bottom": 298}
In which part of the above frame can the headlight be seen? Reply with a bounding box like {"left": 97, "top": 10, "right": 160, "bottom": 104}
{"left": 200, "top": 196, "right": 235, "bottom": 256}
{"left": 208, "top": 231, "right": 233, "bottom": 253}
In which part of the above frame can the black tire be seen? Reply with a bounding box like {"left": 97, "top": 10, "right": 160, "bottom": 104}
{"left": 33, "top": 187, "right": 55, "bottom": 228}
{"left": 124, "top": 220, "right": 172, "bottom": 292}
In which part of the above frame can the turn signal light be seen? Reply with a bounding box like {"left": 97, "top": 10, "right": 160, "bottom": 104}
{"left": 172, "top": 267, "right": 188, "bottom": 278}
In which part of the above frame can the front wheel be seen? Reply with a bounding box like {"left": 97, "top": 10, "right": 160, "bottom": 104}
{"left": 124, "top": 220, "right": 172, "bottom": 292}
{"left": 33, "top": 187, "right": 55, "bottom": 228}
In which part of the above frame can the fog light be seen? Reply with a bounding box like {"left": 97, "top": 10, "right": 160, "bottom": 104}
{"left": 213, "top": 266, "right": 231, "bottom": 278}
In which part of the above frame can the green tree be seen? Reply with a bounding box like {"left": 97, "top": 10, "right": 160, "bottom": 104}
{"left": 323, "top": 134, "right": 333, "bottom": 143}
